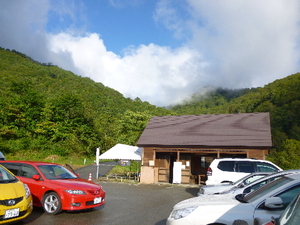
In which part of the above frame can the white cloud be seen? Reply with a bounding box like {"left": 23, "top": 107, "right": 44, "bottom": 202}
{"left": 48, "top": 33, "right": 206, "bottom": 106}
{"left": 161, "top": 0, "right": 300, "bottom": 88}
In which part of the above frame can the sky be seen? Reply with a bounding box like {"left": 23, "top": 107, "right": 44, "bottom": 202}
{"left": 0, "top": 0, "right": 300, "bottom": 106}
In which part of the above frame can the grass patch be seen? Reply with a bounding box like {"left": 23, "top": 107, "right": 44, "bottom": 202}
{"left": 5, "top": 152, "right": 95, "bottom": 169}
{"left": 109, "top": 161, "right": 141, "bottom": 175}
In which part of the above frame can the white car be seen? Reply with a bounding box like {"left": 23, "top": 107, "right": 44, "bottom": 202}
{"left": 167, "top": 173, "right": 300, "bottom": 225}
{"left": 206, "top": 158, "right": 282, "bottom": 185}
{"left": 198, "top": 172, "right": 272, "bottom": 195}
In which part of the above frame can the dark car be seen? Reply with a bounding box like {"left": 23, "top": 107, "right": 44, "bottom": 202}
{"left": 0, "top": 151, "right": 5, "bottom": 160}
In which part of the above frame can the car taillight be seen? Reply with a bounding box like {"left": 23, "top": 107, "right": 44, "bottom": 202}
{"left": 207, "top": 167, "right": 212, "bottom": 176}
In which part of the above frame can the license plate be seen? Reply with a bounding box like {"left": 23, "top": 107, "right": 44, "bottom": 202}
{"left": 94, "top": 197, "right": 102, "bottom": 204}
{"left": 4, "top": 208, "right": 19, "bottom": 219}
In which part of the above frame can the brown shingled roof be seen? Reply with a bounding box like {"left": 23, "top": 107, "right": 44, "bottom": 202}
{"left": 137, "top": 112, "right": 272, "bottom": 148}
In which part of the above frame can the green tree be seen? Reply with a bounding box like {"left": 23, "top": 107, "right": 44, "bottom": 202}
{"left": 268, "top": 139, "right": 300, "bottom": 169}
{"left": 117, "top": 110, "right": 152, "bottom": 145}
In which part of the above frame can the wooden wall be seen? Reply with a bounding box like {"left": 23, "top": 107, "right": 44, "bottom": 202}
{"left": 139, "top": 147, "right": 269, "bottom": 184}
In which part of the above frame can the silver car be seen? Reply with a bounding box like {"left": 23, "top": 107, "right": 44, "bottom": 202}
{"left": 221, "top": 169, "right": 300, "bottom": 196}
{"left": 198, "top": 172, "right": 272, "bottom": 195}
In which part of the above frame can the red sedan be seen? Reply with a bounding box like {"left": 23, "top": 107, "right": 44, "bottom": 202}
{"left": 0, "top": 161, "right": 105, "bottom": 214}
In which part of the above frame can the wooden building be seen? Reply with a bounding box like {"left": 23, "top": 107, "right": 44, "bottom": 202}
{"left": 137, "top": 113, "right": 272, "bottom": 184}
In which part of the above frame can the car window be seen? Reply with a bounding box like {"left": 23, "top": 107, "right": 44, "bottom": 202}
{"left": 236, "top": 162, "right": 255, "bottom": 173}
{"left": 279, "top": 194, "right": 300, "bottom": 225}
{"left": 243, "top": 176, "right": 282, "bottom": 194}
{"left": 0, "top": 166, "right": 17, "bottom": 183}
{"left": 38, "top": 165, "right": 77, "bottom": 179}
{"left": 244, "top": 177, "right": 293, "bottom": 203}
{"left": 275, "top": 185, "right": 300, "bottom": 209}
{"left": 0, "top": 163, "right": 21, "bottom": 175}
{"left": 243, "top": 175, "right": 266, "bottom": 185}
{"left": 217, "top": 161, "right": 235, "bottom": 171}
{"left": 256, "top": 162, "right": 279, "bottom": 172}
{"left": 244, "top": 180, "right": 268, "bottom": 194}
{"left": 20, "top": 164, "right": 39, "bottom": 178}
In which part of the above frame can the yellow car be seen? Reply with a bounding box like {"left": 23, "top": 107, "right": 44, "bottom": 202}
{"left": 0, "top": 165, "right": 33, "bottom": 224}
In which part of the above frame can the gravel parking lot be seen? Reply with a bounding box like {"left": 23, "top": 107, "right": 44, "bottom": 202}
{"left": 18, "top": 163, "right": 198, "bottom": 225}
{"left": 19, "top": 181, "right": 198, "bottom": 225}
{"left": 97, "top": 181, "right": 199, "bottom": 225}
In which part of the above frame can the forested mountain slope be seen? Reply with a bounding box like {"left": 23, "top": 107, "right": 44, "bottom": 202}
{"left": 0, "top": 48, "right": 172, "bottom": 157}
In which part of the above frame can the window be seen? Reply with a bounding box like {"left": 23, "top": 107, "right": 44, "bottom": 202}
{"left": 243, "top": 175, "right": 266, "bottom": 185}
{"left": 0, "top": 166, "right": 17, "bottom": 182}
{"left": 38, "top": 165, "right": 77, "bottom": 179}
{"left": 0, "top": 163, "right": 21, "bottom": 176}
{"left": 243, "top": 176, "right": 283, "bottom": 194}
{"left": 279, "top": 194, "right": 300, "bottom": 225}
{"left": 236, "top": 162, "right": 255, "bottom": 173}
{"left": 244, "top": 180, "right": 268, "bottom": 194}
{"left": 218, "top": 161, "right": 235, "bottom": 172}
{"left": 257, "top": 162, "right": 279, "bottom": 172}
{"left": 20, "top": 164, "right": 39, "bottom": 178}
{"left": 245, "top": 177, "right": 293, "bottom": 203}
{"left": 275, "top": 185, "right": 300, "bottom": 209}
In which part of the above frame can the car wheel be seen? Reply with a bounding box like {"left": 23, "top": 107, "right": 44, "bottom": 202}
{"left": 42, "top": 192, "right": 62, "bottom": 214}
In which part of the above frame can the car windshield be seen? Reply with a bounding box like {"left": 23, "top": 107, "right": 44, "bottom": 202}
{"left": 0, "top": 166, "right": 18, "bottom": 183}
{"left": 38, "top": 165, "right": 77, "bottom": 180}
{"left": 241, "top": 177, "right": 293, "bottom": 203}
{"left": 278, "top": 194, "right": 300, "bottom": 225}
{"left": 233, "top": 174, "right": 266, "bottom": 186}
{"left": 232, "top": 175, "right": 249, "bottom": 185}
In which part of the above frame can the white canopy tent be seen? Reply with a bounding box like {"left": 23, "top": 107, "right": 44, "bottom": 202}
{"left": 98, "top": 143, "right": 142, "bottom": 161}
{"left": 96, "top": 144, "right": 142, "bottom": 179}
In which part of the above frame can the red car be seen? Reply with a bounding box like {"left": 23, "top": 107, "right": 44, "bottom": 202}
{"left": 0, "top": 161, "right": 105, "bottom": 214}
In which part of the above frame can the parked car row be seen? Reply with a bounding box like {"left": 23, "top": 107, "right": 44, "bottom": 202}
{"left": 167, "top": 158, "right": 300, "bottom": 225}
{"left": 0, "top": 160, "right": 106, "bottom": 224}
{"left": 167, "top": 172, "right": 300, "bottom": 225}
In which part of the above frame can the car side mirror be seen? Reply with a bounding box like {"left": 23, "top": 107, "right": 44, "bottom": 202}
{"left": 32, "top": 174, "right": 41, "bottom": 180}
{"left": 264, "top": 197, "right": 283, "bottom": 209}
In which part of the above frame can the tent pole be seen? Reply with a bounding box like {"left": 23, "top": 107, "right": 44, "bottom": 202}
{"left": 96, "top": 147, "right": 100, "bottom": 179}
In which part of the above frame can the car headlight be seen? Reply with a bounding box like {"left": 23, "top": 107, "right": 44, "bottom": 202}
{"left": 24, "top": 183, "right": 31, "bottom": 199}
{"left": 65, "top": 190, "right": 86, "bottom": 195}
{"left": 170, "top": 206, "right": 197, "bottom": 220}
